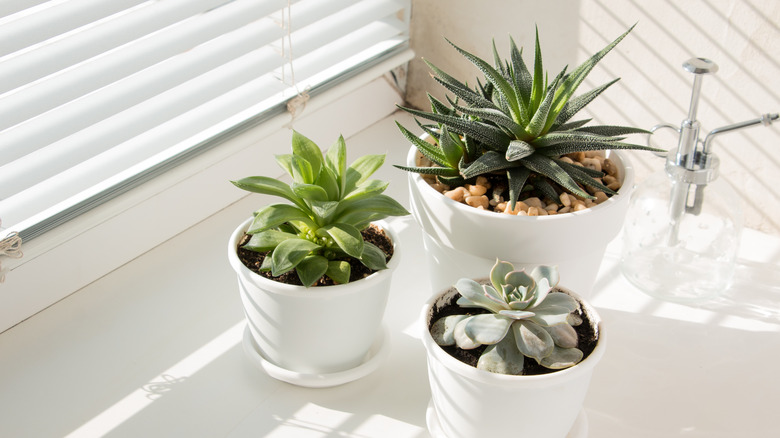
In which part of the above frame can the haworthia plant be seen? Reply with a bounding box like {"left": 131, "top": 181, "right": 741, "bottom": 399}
{"left": 396, "top": 25, "right": 661, "bottom": 209}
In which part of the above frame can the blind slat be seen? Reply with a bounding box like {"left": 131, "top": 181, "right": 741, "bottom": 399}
{"left": 0, "top": 0, "right": 283, "bottom": 129}
{"left": 0, "top": 0, "right": 49, "bottom": 20}
{"left": 0, "top": 0, "right": 149, "bottom": 57}
{"left": 0, "top": 0, "right": 236, "bottom": 95}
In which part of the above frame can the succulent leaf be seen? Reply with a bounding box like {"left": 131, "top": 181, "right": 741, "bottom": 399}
{"left": 344, "top": 154, "right": 385, "bottom": 195}
{"left": 514, "top": 319, "right": 554, "bottom": 362}
{"left": 296, "top": 255, "right": 329, "bottom": 287}
{"left": 393, "top": 165, "right": 461, "bottom": 177}
{"left": 505, "top": 140, "right": 535, "bottom": 161}
{"left": 292, "top": 182, "right": 329, "bottom": 204}
{"left": 543, "top": 322, "right": 579, "bottom": 349}
{"left": 291, "top": 131, "right": 323, "bottom": 179}
{"left": 325, "top": 260, "right": 351, "bottom": 284}
{"left": 249, "top": 204, "right": 316, "bottom": 234}
{"left": 453, "top": 317, "right": 483, "bottom": 350}
{"left": 540, "top": 346, "right": 584, "bottom": 369}
{"left": 439, "top": 125, "right": 465, "bottom": 168}
{"left": 431, "top": 314, "right": 469, "bottom": 346}
{"left": 477, "top": 332, "right": 526, "bottom": 375}
{"left": 291, "top": 155, "right": 315, "bottom": 185}
{"left": 447, "top": 38, "right": 522, "bottom": 124}
{"left": 490, "top": 259, "right": 514, "bottom": 292}
{"left": 343, "top": 179, "right": 389, "bottom": 202}
{"left": 270, "top": 238, "right": 322, "bottom": 276}
{"left": 497, "top": 309, "right": 536, "bottom": 320}
{"left": 464, "top": 314, "right": 513, "bottom": 345}
{"left": 359, "top": 241, "right": 389, "bottom": 271}
{"left": 231, "top": 176, "right": 307, "bottom": 210}
{"left": 243, "top": 229, "right": 294, "bottom": 252}
{"left": 320, "top": 223, "right": 363, "bottom": 259}
{"left": 520, "top": 154, "right": 592, "bottom": 199}
{"left": 460, "top": 151, "right": 514, "bottom": 179}
{"left": 455, "top": 278, "right": 507, "bottom": 313}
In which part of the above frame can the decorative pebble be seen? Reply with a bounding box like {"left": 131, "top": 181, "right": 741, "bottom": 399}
{"left": 465, "top": 195, "right": 489, "bottom": 209}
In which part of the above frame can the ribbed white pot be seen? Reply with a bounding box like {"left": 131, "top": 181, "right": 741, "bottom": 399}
{"left": 228, "top": 218, "right": 399, "bottom": 375}
{"left": 406, "top": 144, "right": 635, "bottom": 297}
{"left": 421, "top": 285, "right": 606, "bottom": 438}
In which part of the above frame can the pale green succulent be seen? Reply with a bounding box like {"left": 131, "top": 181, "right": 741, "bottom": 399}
{"left": 431, "top": 260, "right": 584, "bottom": 375}
{"left": 397, "top": 24, "right": 661, "bottom": 209}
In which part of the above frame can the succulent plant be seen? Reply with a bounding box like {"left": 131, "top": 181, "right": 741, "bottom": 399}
{"left": 231, "top": 131, "right": 409, "bottom": 287}
{"left": 431, "top": 260, "right": 585, "bottom": 375}
{"left": 396, "top": 25, "right": 661, "bottom": 209}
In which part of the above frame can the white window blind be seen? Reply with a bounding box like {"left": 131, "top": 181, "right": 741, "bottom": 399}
{"left": 0, "top": 0, "right": 410, "bottom": 242}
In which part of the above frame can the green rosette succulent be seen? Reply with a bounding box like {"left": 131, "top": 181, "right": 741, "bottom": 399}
{"left": 431, "top": 260, "right": 584, "bottom": 375}
{"left": 232, "top": 131, "right": 409, "bottom": 287}
{"left": 396, "top": 24, "right": 661, "bottom": 209}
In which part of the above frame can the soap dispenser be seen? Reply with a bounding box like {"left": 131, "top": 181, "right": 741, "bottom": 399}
{"left": 620, "top": 58, "right": 778, "bottom": 303}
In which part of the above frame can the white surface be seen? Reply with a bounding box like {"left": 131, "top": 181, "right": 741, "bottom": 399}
{"left": 1, "top": 112, "right": 779, "bottom": 437}
{"left": 242, "top": 325, "right": 391, "bottom": 389}
{"left": 426, "top": 403, "right": 588, "bottom": 438}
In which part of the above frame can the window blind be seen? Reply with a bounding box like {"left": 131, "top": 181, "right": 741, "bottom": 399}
{"left": 0, "top": 0, "right": 411, "bottom": 241}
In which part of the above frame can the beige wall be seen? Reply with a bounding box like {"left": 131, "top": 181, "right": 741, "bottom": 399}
{"left": 406, "top": 0, "right": 780, "bottom": 235}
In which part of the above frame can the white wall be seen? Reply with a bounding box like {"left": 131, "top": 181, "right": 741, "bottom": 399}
{"left": 406, "top": 0, "right": 780, "bottom": 235}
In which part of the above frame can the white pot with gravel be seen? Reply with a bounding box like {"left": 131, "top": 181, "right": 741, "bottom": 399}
{"left": 406, "top": 146, "right": 635, "bottom": 296}
{"left": 394, "top": 25, "right": 656, "bottom": 297}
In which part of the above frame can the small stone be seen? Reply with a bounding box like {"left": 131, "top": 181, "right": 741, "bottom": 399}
{"left": 475, "top": 176, "right": 491, "bottom": 189}
{"left": 582, "top": 157, "right": 602, "bottom": 173}
{"left": 464, "top": 184, "right": 487, "bottom": 196}
{"left": 559, "top": 193, "right": 572, "bottom": 207}
{"left": 444, "top": 189, "right": 465, "bottom": 202}
{"left": 466, "top": 195, "right": 489, "bottom": 209}
{"left": 524, "top": 197, "right": 543, "bottom": 209}
{"left": 603, "top": 159, "right": 618, "bottom": 176}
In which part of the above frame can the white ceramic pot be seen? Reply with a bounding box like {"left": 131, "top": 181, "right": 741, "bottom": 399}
{"left": 421, "top": 285, "right": 606, "bottom": 438}
{"left": 406, "top": 145, "right": 635, "bottom": 296}
{"left": 228, "top": 218, "right": 399, "bottom": 375}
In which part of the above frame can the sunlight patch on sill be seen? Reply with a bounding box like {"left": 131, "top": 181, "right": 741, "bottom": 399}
{"left": 65, "top": 322, "right": 244, "bottom": 438}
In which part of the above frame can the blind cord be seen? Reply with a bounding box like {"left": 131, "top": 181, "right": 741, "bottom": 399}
{"left": 0, "top": 219, "right": 23, "bottom": 284}
{"left": 278, "top": 1, "right": 310, "bottom": 127}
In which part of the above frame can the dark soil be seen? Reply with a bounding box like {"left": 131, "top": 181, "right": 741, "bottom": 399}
{"left": 236, "top": 224, "right": 394, "bottom": 287}
{"left": 428, "top": 290, "right": 599, "bottom": 375}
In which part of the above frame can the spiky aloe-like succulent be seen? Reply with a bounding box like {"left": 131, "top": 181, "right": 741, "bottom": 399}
{"left": 231, "top": 131, "right": 409, "bottom": 287}
{"left": 431, "top": 260, "right": 584, "bottom": 375}
{"left": 397, "top": 25, "right": 660, "bottom": 209}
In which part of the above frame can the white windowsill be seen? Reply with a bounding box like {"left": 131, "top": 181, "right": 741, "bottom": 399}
{"left": 1, "top": 112, "right": 779, "bottom": 437}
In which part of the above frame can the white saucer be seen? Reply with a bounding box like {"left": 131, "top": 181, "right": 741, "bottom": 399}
{"left": 426, "top": 399, "right": 588, "bottom": 438}
{"left": 241, "top": 324, "right": 390, "bottom": 388}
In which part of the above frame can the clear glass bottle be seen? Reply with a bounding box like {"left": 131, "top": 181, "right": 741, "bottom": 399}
{"left": 620, "top": 151, "right": 742, "bottom": 302}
